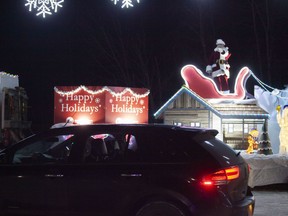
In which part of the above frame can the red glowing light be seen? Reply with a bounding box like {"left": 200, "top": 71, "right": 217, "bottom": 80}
{"left": 201, "top": 166, "right": 240, "bottom": 186}
{"left": 181, "top": 65, "right": 251, "bottom": 100}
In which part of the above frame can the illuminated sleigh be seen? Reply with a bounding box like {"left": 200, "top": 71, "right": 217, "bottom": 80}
{"left": 181, "top": 65, "right": 251, "bottom": 101}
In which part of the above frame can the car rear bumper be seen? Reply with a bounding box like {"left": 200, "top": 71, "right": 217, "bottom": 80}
{"left": 230, "top": 195, "right": 255, "bottom": 216}
{"left": 191, "top": 194, "right": 255, "bottom": 216}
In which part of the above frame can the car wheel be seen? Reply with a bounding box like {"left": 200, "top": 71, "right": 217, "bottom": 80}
{"left": 136, "top": 201, "right": 187, "bottom": 216}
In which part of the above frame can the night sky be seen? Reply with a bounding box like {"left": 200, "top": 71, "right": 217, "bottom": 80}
{"left": 1, "top": 0, "right": 288, "bottom": 131}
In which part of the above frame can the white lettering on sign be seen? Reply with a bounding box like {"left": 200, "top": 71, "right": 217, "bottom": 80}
{"left": 114, "top": 95, "right": 139, "bottom": 105}
{"left": 111, "top": 104, "right": 143, "bottom": 115}
{"left": 61, "top": 104, "right": 99, "bottom": 115}
{"left": 65, "top": 94, "right": 94, "bottom": 104}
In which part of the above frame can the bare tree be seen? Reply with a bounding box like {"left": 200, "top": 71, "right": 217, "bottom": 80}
{"left": 70, "top": 7, "right": 175, "bottom": 119}
{"left": 183, "top": 0, "right": 212, "bottom": 64}
{"left": 248, "top": 0, "right": 272, "bottom": 83}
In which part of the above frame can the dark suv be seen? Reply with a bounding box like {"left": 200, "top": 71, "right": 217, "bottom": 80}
{"left": 0, "top": 124, "right": 254, "bottom": 216}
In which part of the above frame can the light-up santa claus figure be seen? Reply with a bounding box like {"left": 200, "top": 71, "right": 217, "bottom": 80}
{"left": 276, "top": 105, "right": 288, "bottom": 154}
{"left": 206, "top": 39, "right": 231, "bottom": 93}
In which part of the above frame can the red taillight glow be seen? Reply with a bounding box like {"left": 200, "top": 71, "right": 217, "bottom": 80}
{"left": 201, "top": 166, "right": 240, "bottom": 186}
{"left": 225, "top": 166, "right": 240, "bottom": 180}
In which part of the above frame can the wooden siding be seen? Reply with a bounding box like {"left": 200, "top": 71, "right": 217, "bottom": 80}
{"left": 158, "top": 90, "right": 267, "bottom": 150}
{"left": 164, "top": 109, "right": 210, "bottom": 127}
{"left": 223, "top": 131, "right": 248, "bottom": 150}
{"left": 171, "top": 92, "right": 205, "bottom": 109}
{"left": 212, "top": 103, "right": 268, "bottom": 116}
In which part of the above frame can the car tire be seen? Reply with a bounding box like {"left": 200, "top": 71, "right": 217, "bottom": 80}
{"left": 136, "top": 201, "right": 187, "bottom": 216}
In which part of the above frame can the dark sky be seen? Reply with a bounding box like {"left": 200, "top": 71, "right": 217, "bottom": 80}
{"left": 1, "top": 0, "right": 288, "bottom": 131}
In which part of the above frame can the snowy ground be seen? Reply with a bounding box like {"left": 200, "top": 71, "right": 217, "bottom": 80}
{"left": 241, "top": 152, "right": 288, "bottom": 188}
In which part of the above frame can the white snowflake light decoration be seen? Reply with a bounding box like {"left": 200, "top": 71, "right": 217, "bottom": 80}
{"left": 111, "top": 0, "right": 140, "bottom": 9}
{"left": 25, "top": 0, "right": 64, "bottom": 18}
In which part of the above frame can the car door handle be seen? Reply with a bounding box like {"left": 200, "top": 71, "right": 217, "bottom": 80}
{"left": 45, "top": 174, "right": 64, "bottom": 178}
{"left": 121, "top": 173, "right": 142, "bottom": 177}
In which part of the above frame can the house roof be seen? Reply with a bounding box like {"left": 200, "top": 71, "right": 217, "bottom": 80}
{"left": 154, "top": 86, "right": 269, "bottom": 120}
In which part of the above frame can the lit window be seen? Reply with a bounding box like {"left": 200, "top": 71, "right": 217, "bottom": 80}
{"left": 244, "top": 124, "right": 249, "bottom": 133}
{"left": 191, "top": 122, "right": 201, "bottom": 127}
{"left": 249, "top": 124, "right": 256, "bottom": 131}
{"left": 228, "top": 124, "right": 234, "bottom": 133}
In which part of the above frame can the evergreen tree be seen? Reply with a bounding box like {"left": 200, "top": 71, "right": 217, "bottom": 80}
{"left": 257, "top": 119, "right": 273, "bottom": 155}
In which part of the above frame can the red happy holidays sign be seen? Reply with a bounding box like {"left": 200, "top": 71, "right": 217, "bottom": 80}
{"left": 54, "top": 86, "right": 149, "bottom": 124}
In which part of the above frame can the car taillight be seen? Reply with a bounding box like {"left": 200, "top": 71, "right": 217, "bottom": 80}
{"left": 201, "top": 166, "right": 240, "bottom": 186}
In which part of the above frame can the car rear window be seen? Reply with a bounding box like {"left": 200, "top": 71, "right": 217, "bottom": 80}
{"left": 200, "top": 138, "right": 245, "bottom": 166}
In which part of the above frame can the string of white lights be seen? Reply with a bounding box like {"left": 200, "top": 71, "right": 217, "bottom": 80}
{"left": 54, "top": 86, "right": 150, "bottom": 98}
{"left": 0, "top": 71, "right": 18, "bottom": 78}
{"left": 250, "top": 71, "right": 288, "bottom": 99}
{"left": 25, "top": 0, "right": 64, "bottom": 18}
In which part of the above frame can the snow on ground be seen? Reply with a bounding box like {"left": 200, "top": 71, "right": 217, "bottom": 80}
{"left": 241, "top": 152, "right": 288, "bottom": 188}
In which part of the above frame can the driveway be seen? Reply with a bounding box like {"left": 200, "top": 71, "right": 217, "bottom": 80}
{"left": 253, "top": 185, "right": 288, "bottom": 216}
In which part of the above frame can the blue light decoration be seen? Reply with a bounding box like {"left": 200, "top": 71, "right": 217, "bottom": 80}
{"left": 25, "top": 0, "right": 64, "bottom": 18}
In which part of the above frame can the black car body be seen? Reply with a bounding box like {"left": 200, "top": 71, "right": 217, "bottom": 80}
{"left": 0, "top": 124, "right": 254, "bottom": 216}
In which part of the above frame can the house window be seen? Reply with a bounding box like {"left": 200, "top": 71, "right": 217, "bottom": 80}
{"left": 244, "top": 124, "right": 257, "bottom": 133}
{"left": 244, "top": 124, "right": 249, "bottom": 133}
{"left": 228, "top": 124, "right": 234, "bottom": 133}
{"left": 191, "top": 122, "right": 201, "bottom": 127}
{"left": 174, "top": 122, "right": 182, "bottom": 126}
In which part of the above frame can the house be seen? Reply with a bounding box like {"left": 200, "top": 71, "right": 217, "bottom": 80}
{"left": 154, "top": 65, "right": 269, "bottom": 150}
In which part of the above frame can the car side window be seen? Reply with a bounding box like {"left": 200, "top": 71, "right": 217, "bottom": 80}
{"left": 126, "top": 134, "right": 138, "bottom": 152}
{"left": 84, "top": 134, "right": 120, "bottom": 163}
{"left": 12, "top": 134, "right": 74, "bottom": 164}
{"left": 123, "top": 130, "right": 202, "bottom": 163}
